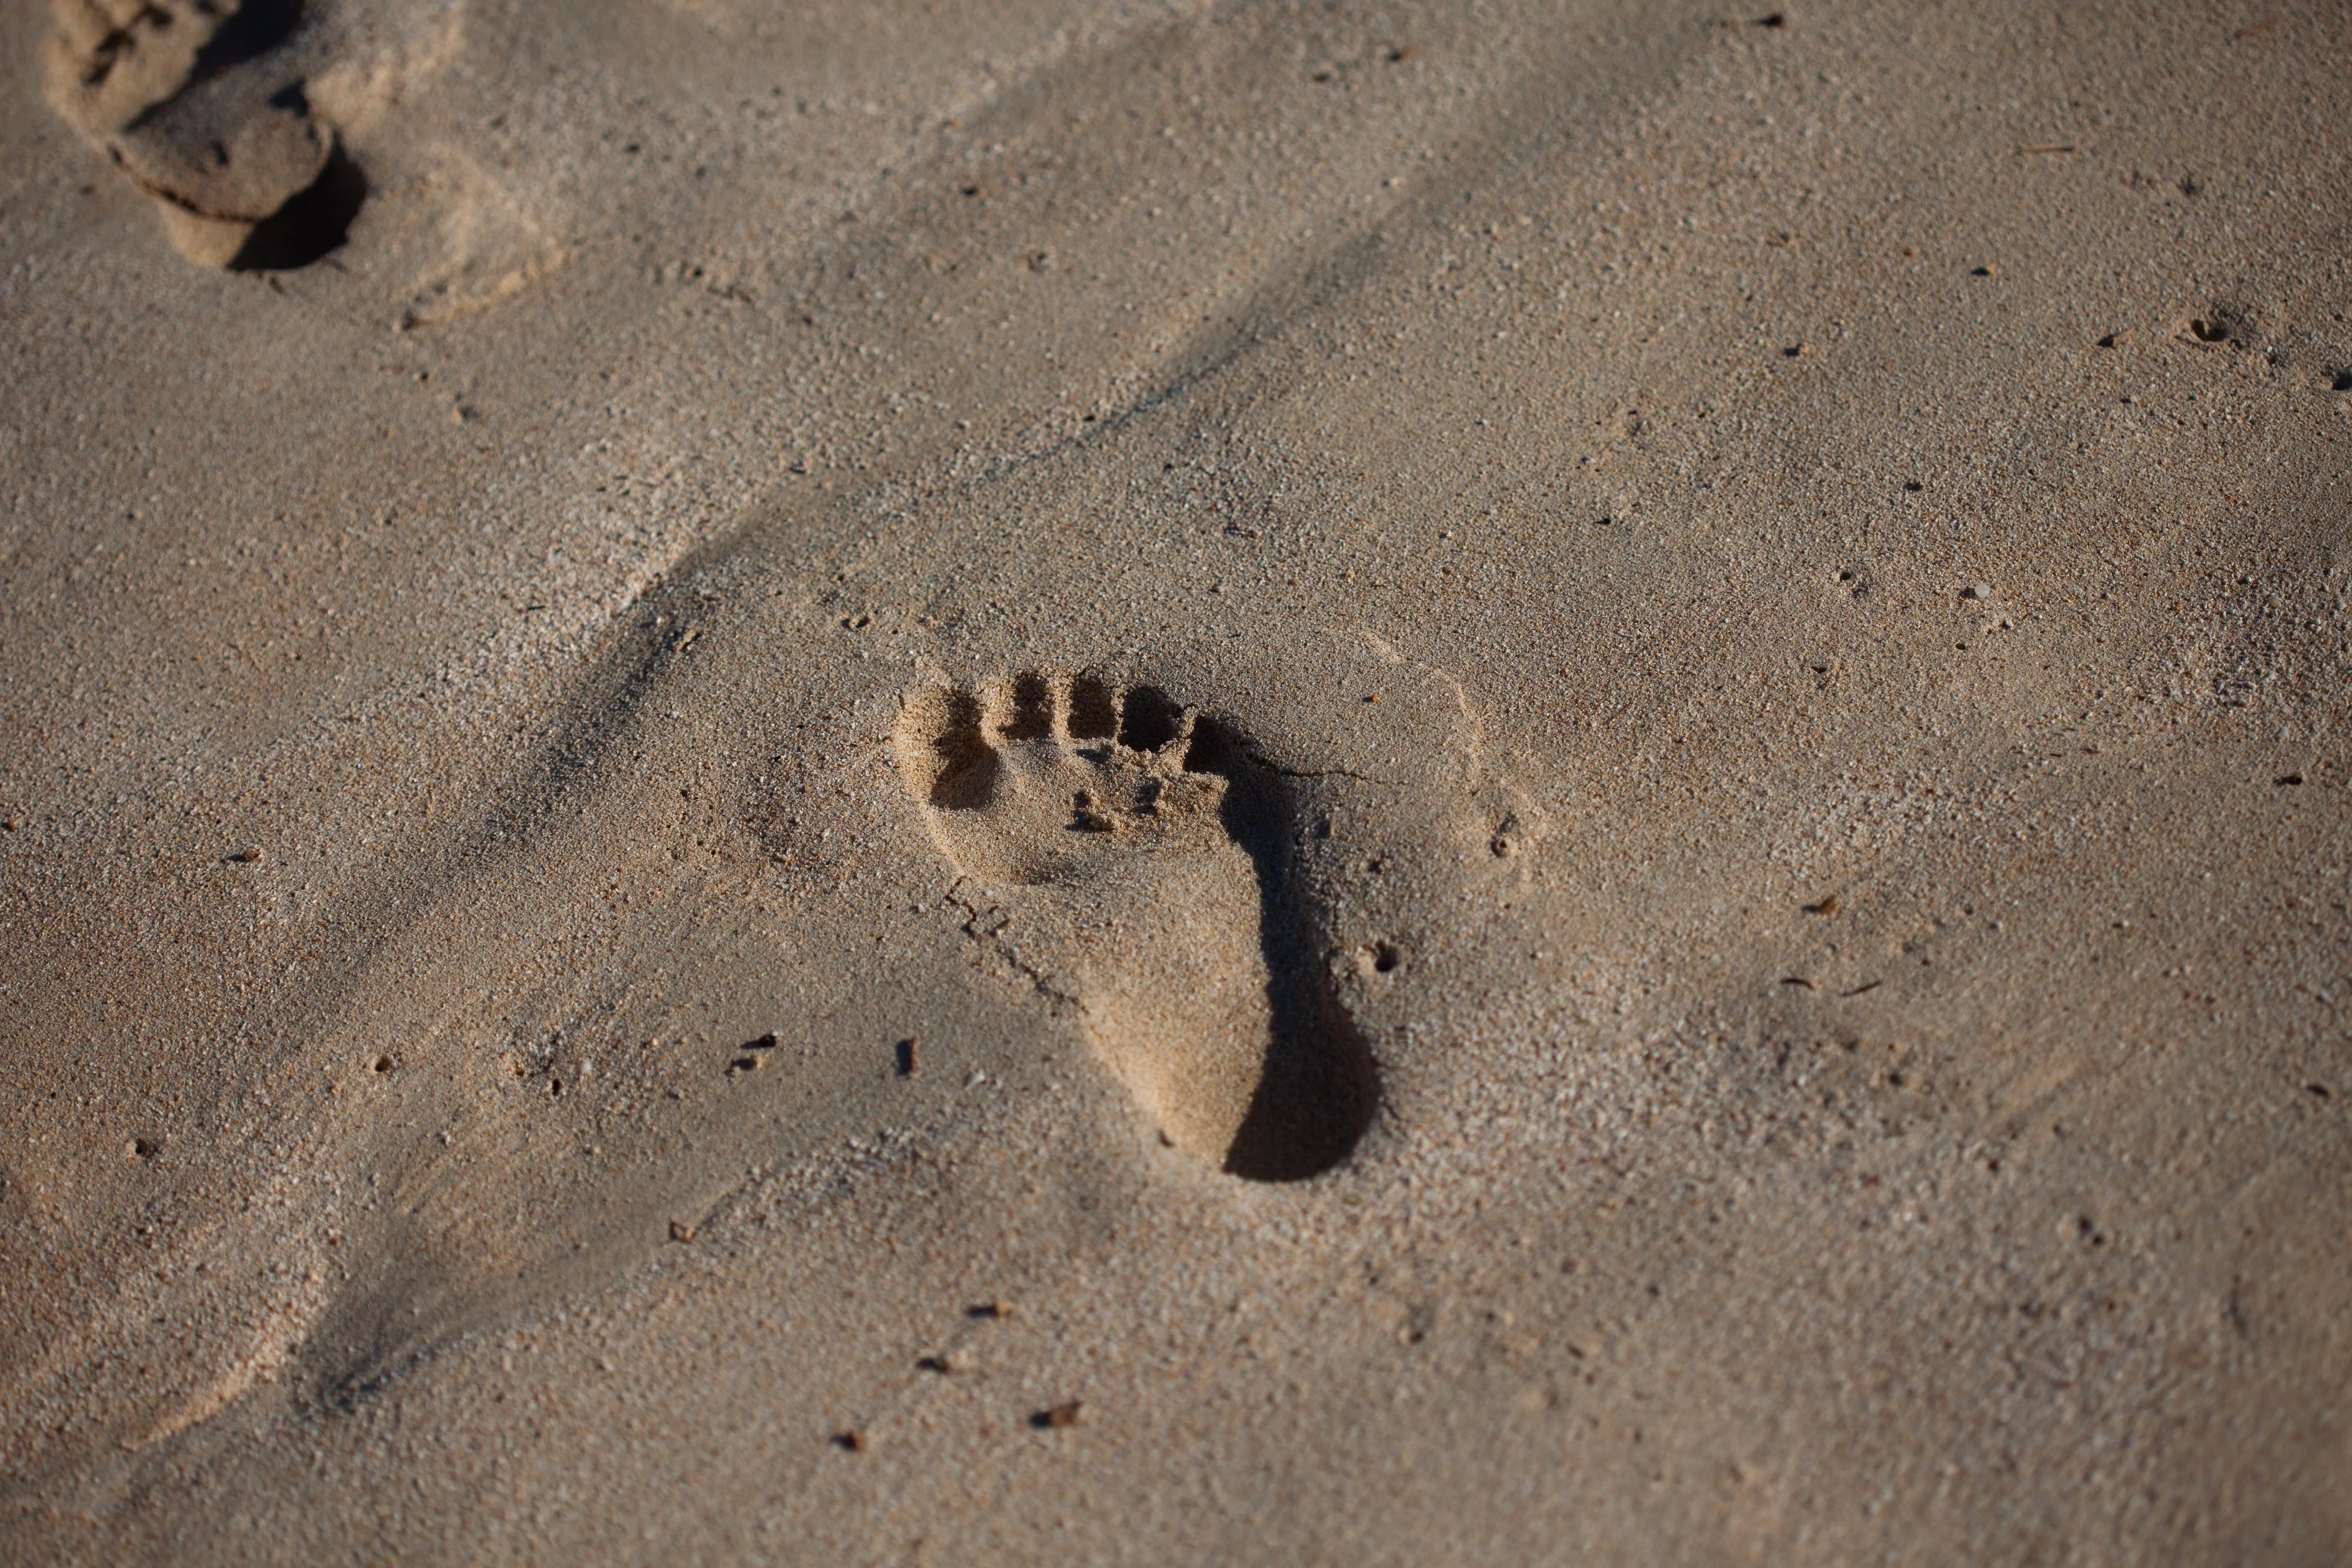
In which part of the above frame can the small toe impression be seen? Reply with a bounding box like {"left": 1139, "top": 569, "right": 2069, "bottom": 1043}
{"left": 1000, "top": 671, "right": 1055, "bottom": 742}
{"left": 1067, "top": 677, "right": 1120, "bottom": 743}
{"left": 1115, "top": 686, "right": 1186, "bottom": 754}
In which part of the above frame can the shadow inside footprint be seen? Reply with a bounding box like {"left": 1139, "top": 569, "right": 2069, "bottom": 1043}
{"left": 186, "top": 0, "right": 307, "bottom": 85}
{"left": 897, "top": 677, "right": 1380, "bottom": 1182}
{"left": 1186, "top": 717, "right": 1381, "bottom": 1181}
{"left": 918, "top": 687, "right": 1001, "bottom": 810}
{"left": 230, "top": 140, "right": 366, "bottom": 271}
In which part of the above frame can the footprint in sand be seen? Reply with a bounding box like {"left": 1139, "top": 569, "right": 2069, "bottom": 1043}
{"left": 893, "top": 673, "right": 1381, "bottom": 1182}
{"left": 45, "top": 0, "right": 368, "bottom": 268}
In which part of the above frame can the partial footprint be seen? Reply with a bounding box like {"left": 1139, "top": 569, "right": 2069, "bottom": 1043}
{"left": 894, "top": 673, "right": 1379, "bottom": 1181}
{"left": 46, "top": 0, "right": 366, "bottom": 268}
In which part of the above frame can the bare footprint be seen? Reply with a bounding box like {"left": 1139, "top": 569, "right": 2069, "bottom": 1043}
{"left": 46, "top": 0, "right": 366, "bottom": 268}
{"left": 893, "top": 673, "right": 1379, "bottom": 1181}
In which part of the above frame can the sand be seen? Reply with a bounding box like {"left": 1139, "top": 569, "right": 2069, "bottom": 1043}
{"left": 3, "top": 0, "right": 2348, "bottom": 1560}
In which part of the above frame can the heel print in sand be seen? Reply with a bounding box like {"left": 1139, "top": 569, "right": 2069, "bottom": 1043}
{"left": 893, "top": 673, "right": 1380, "bottom": 1182}
{"left": 45, "top": 0, "right": 366, "bottom": 268}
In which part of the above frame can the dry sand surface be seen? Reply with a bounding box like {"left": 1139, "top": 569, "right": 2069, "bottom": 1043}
{"left": 4, "top": 0, "right": 2350, "bottom": 1560}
